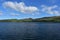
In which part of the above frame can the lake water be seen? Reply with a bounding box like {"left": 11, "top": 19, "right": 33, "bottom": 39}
{"left": 0, "top": 22, "right": 60, "bottom": 40}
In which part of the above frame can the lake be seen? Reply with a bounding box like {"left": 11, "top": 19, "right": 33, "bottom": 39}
{"left": 0, "top": 22, "right": 60, "bottom": 40}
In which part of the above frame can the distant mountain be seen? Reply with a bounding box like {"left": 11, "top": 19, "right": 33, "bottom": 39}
{"left": 0, "top": 16, "right": 60, "bottom": 22}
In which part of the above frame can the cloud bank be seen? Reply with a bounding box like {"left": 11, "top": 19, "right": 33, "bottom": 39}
{"left": 3, "top": 2, "right": 39, "bottom": 13}
{"left": 41, "top": 5, "right": 60, "bottom": 15}
{"left": 3, "top": 1, "right": 60, "bottom": 15}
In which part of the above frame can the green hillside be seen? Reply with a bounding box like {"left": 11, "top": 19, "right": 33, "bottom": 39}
{"left": 33, "top": 16, "right": 60, "bottom": 22}
{"left": 0, "top": 16, "right": 60, "bottom": 22}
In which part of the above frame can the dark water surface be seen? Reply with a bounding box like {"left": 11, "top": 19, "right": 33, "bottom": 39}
{"left": 0, "top": 22, "right": 60, "bottom": 40}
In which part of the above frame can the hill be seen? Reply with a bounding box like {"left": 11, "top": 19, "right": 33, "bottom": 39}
{"left": 33, "top": 16, "right": 60, "bottom": 22}
{"left": 0, "top": 16, "right": 60, "bottom": 22}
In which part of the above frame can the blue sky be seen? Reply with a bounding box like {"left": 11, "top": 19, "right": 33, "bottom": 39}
{"left": 0, "top": 0, "right": 60, "bottom": 19}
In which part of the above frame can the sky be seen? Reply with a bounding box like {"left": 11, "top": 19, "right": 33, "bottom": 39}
{"left": 0, "top": 0, "right": 60, "bottom": 19}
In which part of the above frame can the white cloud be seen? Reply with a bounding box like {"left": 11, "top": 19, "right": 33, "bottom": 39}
{"left": 3, "top": 1, "right": 60, "bottom": 16}
{"left": 3, "top": 2, "right": 39, "bottom": 13}
{"left": 41, "top": 5, "right": 60, "bottom": 15}
{"left": 11, "top": 13, "right": 20, "bottom": 16}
